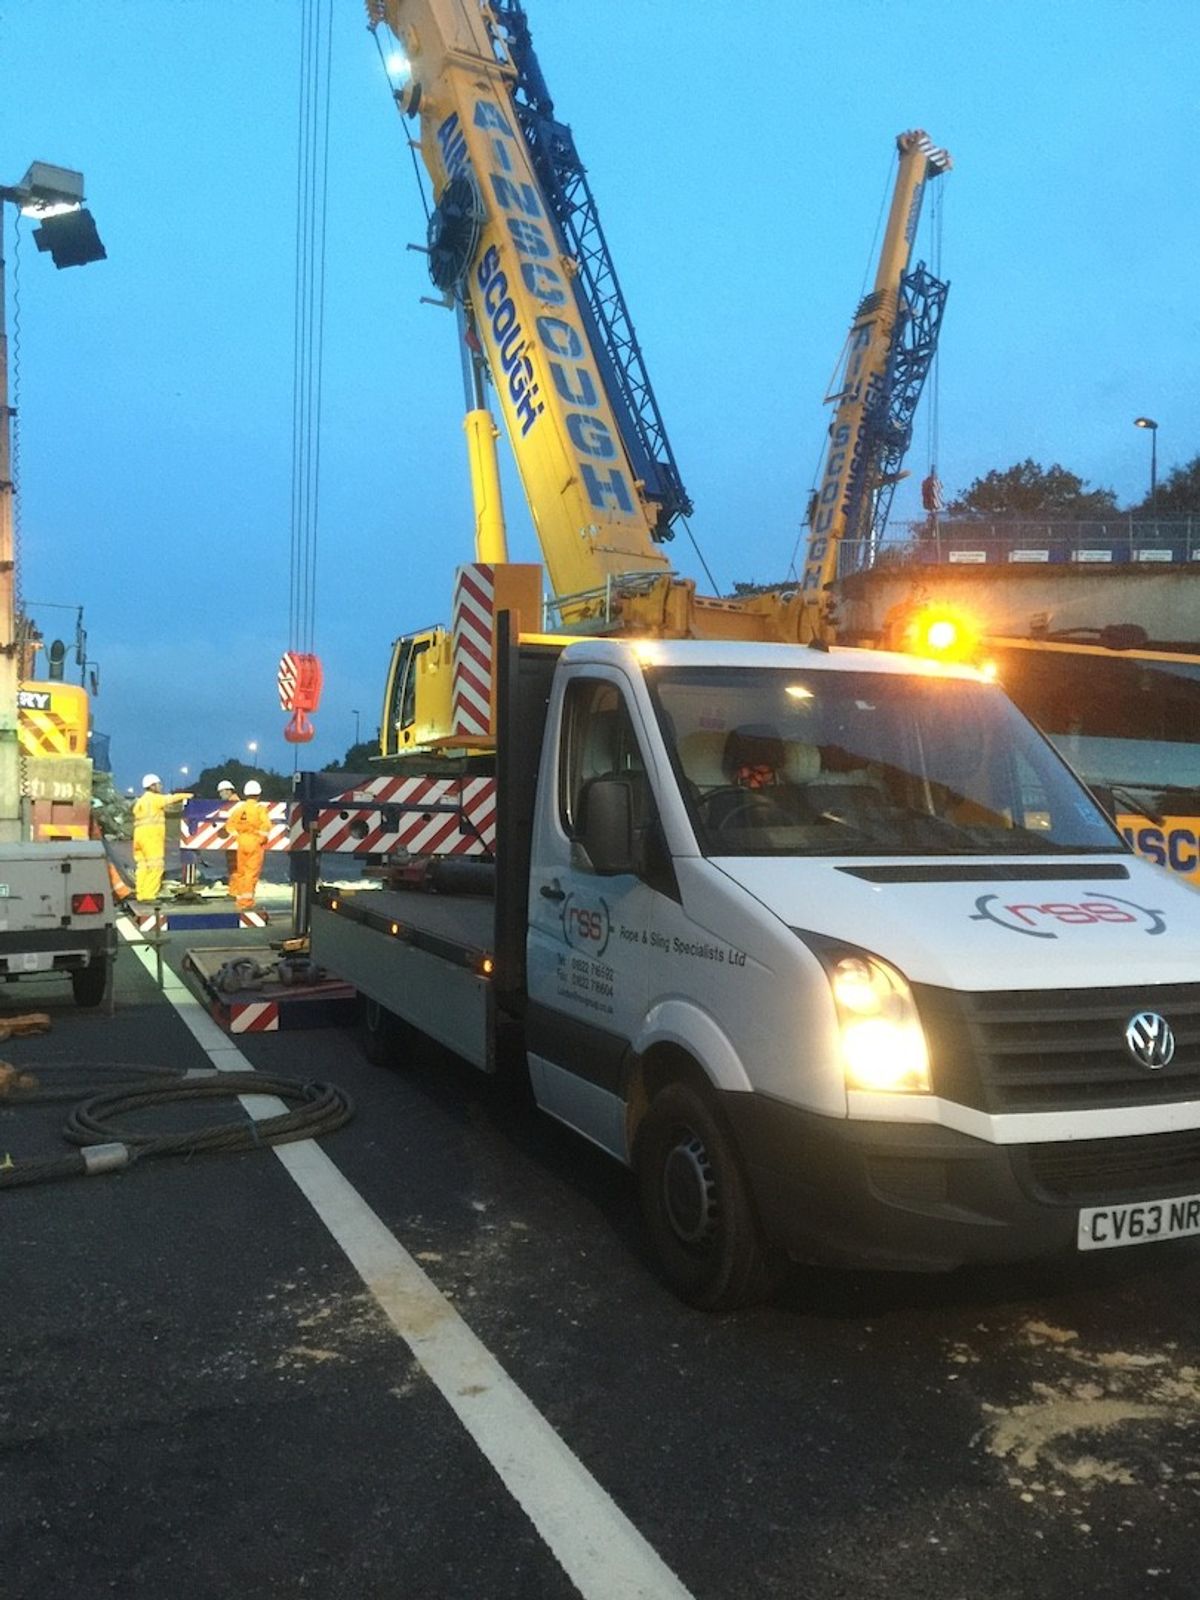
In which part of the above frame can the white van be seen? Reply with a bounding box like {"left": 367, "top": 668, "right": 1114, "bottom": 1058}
{"left": 313, "top": 635, "right": 1200, "bottom": 1307}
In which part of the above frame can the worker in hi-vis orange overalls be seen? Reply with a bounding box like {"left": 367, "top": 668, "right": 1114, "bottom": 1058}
{"left": 132, "top": 774, "right": 194, "bottom": 902}
{"left": 227, "top": 780, "right": 272, "bottom": 910}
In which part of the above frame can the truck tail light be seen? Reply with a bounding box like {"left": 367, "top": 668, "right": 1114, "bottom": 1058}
{"left": 71, "top": 892, "right": 105, "bottom": 915}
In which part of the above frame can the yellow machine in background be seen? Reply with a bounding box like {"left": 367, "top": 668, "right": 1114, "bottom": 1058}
{"left": 19, "top": 678, "right": 87, "bottom": 757}
{"left": 18, "top": 678, "right": 92, "bottom": 839}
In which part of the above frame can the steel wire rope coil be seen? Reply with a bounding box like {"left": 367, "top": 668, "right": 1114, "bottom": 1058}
{"left": 64, "top": 1073, "right": 353, "bottom": 1157}
{"left": 0, "top": 1071, "right": 353, "bottom": 1189}
{"left": 3, "top": 1061, "right": 187, "bottom": 1104}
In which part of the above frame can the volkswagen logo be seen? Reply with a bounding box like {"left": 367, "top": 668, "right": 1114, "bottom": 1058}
{"left": 1125, "top": 1011, "right": 1176, "bottom": 1070}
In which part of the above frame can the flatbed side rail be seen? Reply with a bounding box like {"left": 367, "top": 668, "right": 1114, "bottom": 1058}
{"left": 315, "top": 887, "right": 490, "bottom": 972}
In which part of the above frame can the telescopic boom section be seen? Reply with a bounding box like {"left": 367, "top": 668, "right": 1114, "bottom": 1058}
{"left": 800, "top": 130, "right": 951, "bottom": 601}
{"left": 373, "top": 0, "right": 672, "bottom": 613}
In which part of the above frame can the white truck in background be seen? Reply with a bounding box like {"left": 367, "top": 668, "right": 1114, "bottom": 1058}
{"left": 0, "top": 840, "right": 115, "bottom": 1007}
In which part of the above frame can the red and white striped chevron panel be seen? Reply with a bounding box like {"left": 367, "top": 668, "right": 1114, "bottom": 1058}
{"left": 239, "top": 910, "right": 270, "bottom": 928}
{"left": 452, "top": 563, "right": 495, "bottom": 738}
{"left": 230, "top": 1000, "right": 280, "bottom": 1033}
{"left": 278, "top": 653, "right": 299, "bottom": 710}
{"left": 181, "top": 802, "right": 290, "bottom": 854}
{"left": 288, "top": 774, "right": 497, "bottom": 856}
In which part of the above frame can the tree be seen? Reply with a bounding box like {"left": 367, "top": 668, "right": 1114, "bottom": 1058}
{"left": 948, "top": 459, "right": 1118, "bottom": 520}
{"left": 323, "top": 738, "right": 379, "bottom": 773}
{"left": 1127, "top": 454, "right": 1200, "bottom": 517}
{"left": 193, "top": 757, "right": 291, "bottom": 802}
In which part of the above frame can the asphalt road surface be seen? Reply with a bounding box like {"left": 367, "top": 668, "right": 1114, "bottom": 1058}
{"left": 2, "top": 924, "right": 1199, "bottom": 1598}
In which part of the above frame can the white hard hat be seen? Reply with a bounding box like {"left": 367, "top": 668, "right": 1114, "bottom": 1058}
{"left": 142, "top": 773, "right": 161, "bottom": 789}
{"left": 217, "top": 778, "right": 235, "bottom": 792}
{"left": 244, "top": 780, "right": 263, "bottom": 796}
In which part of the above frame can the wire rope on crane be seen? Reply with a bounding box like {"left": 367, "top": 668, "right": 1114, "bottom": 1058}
{"left": 280, "top": 0, "right": 334, "bottom": 746}
{"left": 368, "top": 21, "right": 432, "bottom": 223}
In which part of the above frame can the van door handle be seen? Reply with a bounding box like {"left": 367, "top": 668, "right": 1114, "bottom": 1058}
{"left": 539, "top": 882, "right": 565, "bottom": 902}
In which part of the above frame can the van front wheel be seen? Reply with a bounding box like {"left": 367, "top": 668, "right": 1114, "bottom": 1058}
{"left": 636, "top": 1080, "right": 780, "bottom": 1311}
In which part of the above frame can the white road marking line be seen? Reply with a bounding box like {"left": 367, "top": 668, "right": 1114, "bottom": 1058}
{"left": 118, "top": 921, "right": 694, "bottom": 1600}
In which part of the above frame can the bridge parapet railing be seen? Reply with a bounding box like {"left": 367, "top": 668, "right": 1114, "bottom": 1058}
{"left": 836, "top": 520, "right": 1200, "bottom": 577}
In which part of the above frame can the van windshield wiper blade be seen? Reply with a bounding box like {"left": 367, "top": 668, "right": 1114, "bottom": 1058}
{"left": 1108, "top": 785, "right": 1165, "bottom": 825}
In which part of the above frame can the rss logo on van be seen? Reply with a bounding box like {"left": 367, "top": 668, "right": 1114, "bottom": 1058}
{"left": 560, "top": 893, "right": 612, "bottom": 956}
{"left": 969, "top": 893, "right": 1166, "bottom": 939}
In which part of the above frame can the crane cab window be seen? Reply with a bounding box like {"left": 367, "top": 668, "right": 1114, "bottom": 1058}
{"left": 383, "top": 634, "right": 432, "bottom": 754}
{"left": 559, "top": 679, "right": 648, "bottom": 841}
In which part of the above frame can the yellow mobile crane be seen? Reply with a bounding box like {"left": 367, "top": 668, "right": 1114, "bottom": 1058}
{"left": 802, "top": 131, "right": 950, "bottom": 600}
{"left": 368, "top": 0, "right": 794, "bottom": 752}
{"left": 368, "top": 0, "right": 950, "bottom": 753}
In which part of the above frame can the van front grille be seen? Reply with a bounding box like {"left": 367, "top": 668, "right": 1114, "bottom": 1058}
{"left": 915, "top": 981, "right": 1200, "bottom": 1114}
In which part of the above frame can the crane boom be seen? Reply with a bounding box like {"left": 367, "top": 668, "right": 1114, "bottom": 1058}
{"left": 492, "top": 0, "right": 691, "bottom": 538}
{"left": 371, "top": 0, "right": 672, "bottom": 608}
{"left": 801, "top": 130, "right": 951, "bottom": 598}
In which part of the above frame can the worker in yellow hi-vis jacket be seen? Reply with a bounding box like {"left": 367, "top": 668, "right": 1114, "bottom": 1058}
{"left": 227, "top": 780, "right": 272, "bottom": 910}
{"left": 132, "top": 774, "right": 194, "bottom": 902}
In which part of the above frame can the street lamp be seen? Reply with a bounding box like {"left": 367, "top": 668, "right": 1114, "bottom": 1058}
{"left": 352, "top": 708, "right": 361, "bottom": 745}
{"left": 0, "top": 162, "right": 106, "bottom": 842}
{"left": 1134, "top": 417, "right": 1158, "bottom": 516}
{"left": 247, "top": 741, "right": 259, "bottom": 758}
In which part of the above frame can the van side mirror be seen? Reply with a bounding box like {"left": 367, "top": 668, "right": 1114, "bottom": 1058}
{"left": 578, "top": 776, "right": 637, "bottom": 874}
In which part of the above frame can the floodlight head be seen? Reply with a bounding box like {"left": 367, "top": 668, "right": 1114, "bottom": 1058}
{"left": 32, "top": 207, "right": 106, "bottom": 269}
{"left": 17, "top": 162, "right": 85, "bottom": 212}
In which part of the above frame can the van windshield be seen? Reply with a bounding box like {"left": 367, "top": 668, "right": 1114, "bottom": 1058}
{"left": 647, "top": 666, "right": 1126, "bottom": 858}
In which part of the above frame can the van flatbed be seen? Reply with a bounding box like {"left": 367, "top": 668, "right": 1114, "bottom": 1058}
{"left": 319, "top": 887, "right": 495, "bottom": 964}
{"left": 313, "top": 888, "right": 497, "bottom": 1068}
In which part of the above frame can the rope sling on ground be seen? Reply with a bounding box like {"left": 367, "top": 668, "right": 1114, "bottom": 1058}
{"left": 0, "top": 1062, "right": 353, "bottom": 1189}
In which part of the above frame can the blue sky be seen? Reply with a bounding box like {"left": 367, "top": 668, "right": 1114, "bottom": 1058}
{"left": 1, "top": 0, "right": 1196, "bottom": 790}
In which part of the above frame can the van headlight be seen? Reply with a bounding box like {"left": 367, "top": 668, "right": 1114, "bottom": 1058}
{"left": 796, "top": 934, "right": 931, "bottom": 1094}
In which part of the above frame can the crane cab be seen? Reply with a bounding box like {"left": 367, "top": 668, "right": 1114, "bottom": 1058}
{"left": 380, "top": 627, "right": 453, "bottom": 756}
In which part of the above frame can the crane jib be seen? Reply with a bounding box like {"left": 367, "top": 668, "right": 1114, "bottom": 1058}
{"left": 434, "top": 101, "right": 641, "bottom": 522}
{"left": 802, "top": 328, "right": 881, "bottom": 592}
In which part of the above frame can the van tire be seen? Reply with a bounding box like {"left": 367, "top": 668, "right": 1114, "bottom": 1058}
{"left": 636, "top": 1079, "right": 780, "bottom": 1311}
{"left": 71, "top": 959, "right": 108, "bottom": 1009}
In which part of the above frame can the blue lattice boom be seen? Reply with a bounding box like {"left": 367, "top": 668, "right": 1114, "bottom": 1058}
{"left": 849, "top": 261, "right": 950, "bottom": 564}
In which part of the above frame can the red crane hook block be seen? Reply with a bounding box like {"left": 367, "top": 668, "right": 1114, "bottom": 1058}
{"left": 278, "top": 652, "right": 323, "bottom": 743}
{"left": 284, "top": 708, "right": 316, "bottom": 744}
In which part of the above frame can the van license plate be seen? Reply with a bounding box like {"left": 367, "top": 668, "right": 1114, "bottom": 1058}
{"left": 1078, "top": 1195, "right": 1200, "bottom": 1251}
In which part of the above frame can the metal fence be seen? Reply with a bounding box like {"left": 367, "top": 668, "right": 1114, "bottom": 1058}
{"left": 836, "top": 520, "right": 1200, "bottom": 578}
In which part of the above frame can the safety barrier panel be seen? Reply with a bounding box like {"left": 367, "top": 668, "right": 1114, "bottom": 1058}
{"left": 181, "top": 801, "right": 291, "bottom": 854}
{"left": 289, "top": 772, "right": 497, "bottom": 858}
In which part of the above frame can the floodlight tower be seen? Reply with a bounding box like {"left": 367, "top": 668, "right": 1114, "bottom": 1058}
{"left": 0, "top": 163, "right": 105, "bottom": 841}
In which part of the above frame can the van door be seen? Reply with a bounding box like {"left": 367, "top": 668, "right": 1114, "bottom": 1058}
{"left": 525, "top": 670, "right": 661, "bottom": 1157}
